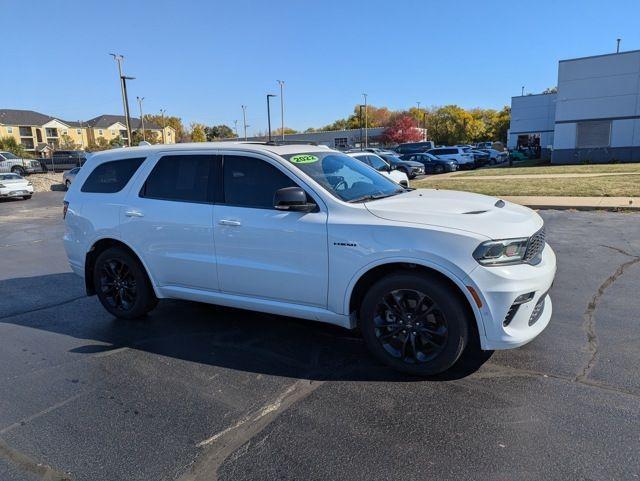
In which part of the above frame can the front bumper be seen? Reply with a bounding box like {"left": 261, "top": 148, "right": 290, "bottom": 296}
{"left": 465, "top": 243, "right": 557, "bottom": 350}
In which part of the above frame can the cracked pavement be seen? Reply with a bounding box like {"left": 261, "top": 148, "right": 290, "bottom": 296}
{"left": 1, "top": 192, "right": 639, "bottom": 481}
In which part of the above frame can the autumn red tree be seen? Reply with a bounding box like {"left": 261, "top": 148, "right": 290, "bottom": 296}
{"left": 381, "top": 114, "right": 423, "bottom": 144}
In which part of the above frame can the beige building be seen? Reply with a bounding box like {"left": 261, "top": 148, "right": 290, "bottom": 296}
{"left": 0, "top": 109, "right": 176, "bottom": 156}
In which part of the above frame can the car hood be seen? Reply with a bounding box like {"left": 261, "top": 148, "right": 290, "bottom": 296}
{"left": 364, "top": 188, "right": 543, "bottom": 239}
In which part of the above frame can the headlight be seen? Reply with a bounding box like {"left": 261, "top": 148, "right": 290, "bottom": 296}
{"left": 473, "top": 238, "right": 529, "bottom": 265}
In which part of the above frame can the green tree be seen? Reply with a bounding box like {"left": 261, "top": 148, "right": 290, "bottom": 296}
{"left": 273, "top": 127, "right": 298, "bottom": 136}
{"left": 205, "top": 124, "right": 236, "bottom": 140}
{"left": 109, "top": 137, "right": 125, "bottom": 148}
{"left": 190, "top": 123, "right": 207, "bottom": 142}
{"left": 0, "top": 136, "right": 27, "bottom": 157}
{"left": 131, "top": 129, "right": 160, "bottom": 145}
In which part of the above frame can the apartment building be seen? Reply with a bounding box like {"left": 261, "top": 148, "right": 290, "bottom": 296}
{"left": 0, "top": 109, "right": 175, "bottom": 155}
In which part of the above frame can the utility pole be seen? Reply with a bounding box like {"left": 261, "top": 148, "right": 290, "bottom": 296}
{"left": 616, "top": 38, "right": 621, "bottom": 53}
{"left": 521, "top": 86, "right": 525, "bottom": 96}
{"left": 233, "top": 120, "right": 239, "bottom": 138}
{"left": 277, "top": 80, "right": 285, "bottom": 140}
{"left": 362, "top": 93, "right": 368, "bottom": 148}
{"left": 136, "top": 96, "right": 145, "bottom": 142}
{"left": 417, "top": 101, "right": 425, "bottom": 140}
{"left": 267, "top": 94, "right": 277, "bottom": 142}
{"left": 109, "top": 53, "right": 134, "bottom": 146}
{"left": 159, "top": 109, "right": 166, "bottom": 143}
{"left": 241, "top": 105, "right": 248, "bottom": 140}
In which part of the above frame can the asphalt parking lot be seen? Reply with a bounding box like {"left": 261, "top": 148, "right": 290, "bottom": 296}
{"left": 1, "top": 192, "right": 639, "bottom": 481}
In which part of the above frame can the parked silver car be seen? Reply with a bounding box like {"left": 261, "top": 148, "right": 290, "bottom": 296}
{"left": 0, "top": 151, "right": 43, "bottom": 175}
{"left": 63, "top": 167, "right": 81, "bottom": 189}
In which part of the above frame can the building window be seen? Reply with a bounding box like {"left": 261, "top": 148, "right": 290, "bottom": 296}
{"left": 334, "top": 137, "right": 348, "bottom": 149}
{"left": 19, "top": 126, "right": 32, "bottom": 137}
{"left": 576, "top": 121, "right": 611, "bottom": 148}
{"left": 62, "top": 129, "right": 68, "bottom": 135}
{"left": 76, "top": 129, "right": 82, "bottom": 135}
{"left": 119, "top": 129, "right": 128, "bottom": 139}
{"left": 110, "top": 129, "right": 115, "bottom": 135}
{"left": 7, "top": 127, "right": 13, "bottom": 134}
{"left": 45, "top": 128, "right": 58, "bottom": 138}
{"left": 98, "top": 129, "right": 104, "bottom": 135}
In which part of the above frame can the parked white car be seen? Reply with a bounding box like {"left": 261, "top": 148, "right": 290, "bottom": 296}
{"left": 426, "top": 147, "right": 476, "bottom": 169}
{"left": 63, "top": 143, "right": 556, "bottom": 375}
{"left": 480, "top": 148, "right": 509, "bottom": 164}
{"left": 0, "top": 173, "right": 34, "bottom": 200}
{"left": 63, "top": 167, "right": 81, "bottom": 189}
{"left": 347, "top": 152, "right": 409, "bottom": 187}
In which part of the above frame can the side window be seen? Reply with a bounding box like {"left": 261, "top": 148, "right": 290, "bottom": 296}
{"left": 81, "top": 157, "right": 145, "bottom": 193}
{"left": 223, "top": 155, "right": 296, "bottom": 209}
{"left": 141, "top": 155, "right": 212, "bottom": 203}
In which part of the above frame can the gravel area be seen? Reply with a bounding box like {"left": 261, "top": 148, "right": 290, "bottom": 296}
{"left": 27, "top": 173, "right": 65, "bottom": 192}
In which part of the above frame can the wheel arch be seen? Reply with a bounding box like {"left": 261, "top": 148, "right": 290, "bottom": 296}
{"left": 345, "top": 260, "right": 484, "bottom": 339}
{"left": 84, "top": 237, "right": 160, "bottom": 297}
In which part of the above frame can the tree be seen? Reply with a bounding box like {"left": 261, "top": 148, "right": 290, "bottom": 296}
{"left": 86, "top": 137, "right": 110, "bottom": 152}
{"left": 143, "top": 114, "right": 186, "bottom": 141}
{"left": 131, "top": 129, "right": 160, "bottom": 145}
{"left": 542, "top": 86, "right": 558, "bottom": 94}
{"left": 190, "top": 123, "right": 207, "bottom": 142}
{"left": 59, "top": 133, "right": 79, "bottom": 150}
{"left": 273, "top": 127, "right": 298, "bottom": 136}
{"left": 205, "top": 124, "right": 236, "bottom": 140}
{"left": 381, "top": 115, "right": 423, "bottom": 144}
{"left": 109, "top": 137, "right": 125, "bottom": 148}
{"left": 0, "top": 136, "right": 27, "bottom": 157}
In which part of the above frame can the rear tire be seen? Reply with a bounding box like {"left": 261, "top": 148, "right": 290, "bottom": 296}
{"left": 359, "top": 272, "right": 470, "bottom": 376}
{"left": 93, "top": 247, "right": 158, "bottom": 319}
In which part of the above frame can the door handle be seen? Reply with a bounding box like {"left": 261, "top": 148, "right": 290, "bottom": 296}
{"left": 218, "top": 219, "right": 241, "bottom": 226}
{"left": 125, "top": 210, "right": 144, "bottom": 218}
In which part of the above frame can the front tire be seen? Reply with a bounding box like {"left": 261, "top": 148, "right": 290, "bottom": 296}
{"left": 23, "top": 195, "right": 32, "bottom": 200}
{"left": 11, "top": 166, "right": 26, "bottom": 176}
{"left": 93, "top": 247, "right": 158, "bottom": 319}
{"left": 359, "top": 272, "right": 470, "bottom": 376}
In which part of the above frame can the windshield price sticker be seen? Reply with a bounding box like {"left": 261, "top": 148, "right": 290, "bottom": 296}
{"left": 290, "top": 154, "right": 319, "bottom": 164}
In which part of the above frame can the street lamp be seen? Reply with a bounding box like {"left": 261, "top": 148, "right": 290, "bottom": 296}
{"left": 362, "top": 93, "right": 368, "bottom": 148}
{"left": 241, "top": 105, "right": 248, "bottom": 141}
{"left": 266, "top": 94, "right": 277, "bottom": 142}
{"left": 136, "top": 96, "right": 145, "bottom": 142}
{"left": 277, "top": 80, "right": 285, "bottom": 140}
{"left": 359, "top": 105, "right": 365, "bottom": 150}
{"left": 159, "top": 108, "right": 166, "bottom": 143}
{"left": 109, "top": 53, "right": 134, "bottom": 146}
{"left": 233, "top": 119, "right": 239, "bottom": 138}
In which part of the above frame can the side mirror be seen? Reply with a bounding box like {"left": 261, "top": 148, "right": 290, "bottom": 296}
{"left": 274, "top": 187, "right": 316, "bottom": 212}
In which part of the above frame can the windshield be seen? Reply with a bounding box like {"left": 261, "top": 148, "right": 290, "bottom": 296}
{"left": 380, "top": 154, "right": 403, "bottom": 165}
{"left": 282, "top": 152, "right": 406, "bottom": 203}
{"left": 1, "top": 151, "right": 19, "bottom": 160}
{"left": 0, "top": 174, "right": 21, "bottom": 180}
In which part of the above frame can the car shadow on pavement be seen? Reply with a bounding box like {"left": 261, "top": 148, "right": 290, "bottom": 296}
{"left": 0, "top": 273, "right": 493, "bottom": 383}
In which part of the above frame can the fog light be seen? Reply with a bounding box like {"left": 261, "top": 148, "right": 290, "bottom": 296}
{"left": 513, "top": 292, "right": 534, "bottom": 305}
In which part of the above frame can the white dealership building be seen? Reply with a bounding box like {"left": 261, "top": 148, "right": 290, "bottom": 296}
{"left": 509, "top": 49, "right": 640, "bottom": 164}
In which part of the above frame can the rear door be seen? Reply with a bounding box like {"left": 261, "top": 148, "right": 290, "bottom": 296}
{"left": 121, "top": 152, "right": 218, "bottom": 291}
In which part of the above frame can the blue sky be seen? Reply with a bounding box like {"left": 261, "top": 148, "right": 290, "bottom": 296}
{"left": 3, "top": 0, "right": 639, "bottom": 134}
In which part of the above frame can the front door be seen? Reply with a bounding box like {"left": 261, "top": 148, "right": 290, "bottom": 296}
{"left": 121, "top": 153, "right": 218, "bottom": 291}
{"left": 213, "top": 154, "right": 328, "bottom": 307}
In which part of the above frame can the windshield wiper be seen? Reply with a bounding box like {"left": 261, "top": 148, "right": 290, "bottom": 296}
{"left": 348, "top": 189, "right": 406, "bottom": 203}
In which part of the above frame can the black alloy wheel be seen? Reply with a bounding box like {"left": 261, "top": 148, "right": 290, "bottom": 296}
{"left": 360, "top": 272, "right": 471, "bottom": 375}
{"left": 373, "top": 289, "right": 448, "bottom": 364}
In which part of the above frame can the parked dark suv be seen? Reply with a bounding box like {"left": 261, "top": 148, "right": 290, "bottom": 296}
{"left": 42, "top": 150, "right": 88, "bottom": 172}
{"left": 378, "top": 153, "right": 425, "bottom": 179}
{"left": 394, "top": 141, "right": 436, "bottom": 155}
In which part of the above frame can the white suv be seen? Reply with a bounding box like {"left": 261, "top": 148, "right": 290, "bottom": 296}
{"left": 427, "top": 147, "right": 475, "bottom": 169}
{"left": 63, "top": 143, "right": 556, "bottom": 375}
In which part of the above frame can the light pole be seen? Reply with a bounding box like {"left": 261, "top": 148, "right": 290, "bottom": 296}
{"left": 358, "top": 105, "right": 365, "bottom": 150}
{"left": 266, "top": 94, "right": 277, "bottom": 142}
{"left": 362, "top": 93, "right": 368, "bottom": 148}
{"left": 521, "top": 86, "right": 525, "bottom": 96}
{"left": 277, "top": 80, "right": 285, "bottom": 140}
{"left": 233, "top": 119, "right": 239, "bottom": 138}
{"left": 241, "top": 105, "right": 248, "bottom": 141}
{"left": 616, "top": 38, "right": 621, "bottom": 53}
{"left": 109, "top": 53, "right": 134, "bottom": 146}
{"left": 159, "top": 109, "right": 166, "bottom": 143}
{"left": 136, "top": 96, "right": 145, "bottom": 142}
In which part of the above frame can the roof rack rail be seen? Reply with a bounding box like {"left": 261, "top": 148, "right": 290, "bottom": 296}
{"left": 242, "top": 140, "right": 320, "bottom": 146}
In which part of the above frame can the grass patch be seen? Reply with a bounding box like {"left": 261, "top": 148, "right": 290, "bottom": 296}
{"left": 456, "top": 161, "right": 640, "bottom": 177}
{"left": 413, "top": 174, "right": 640, "bottom": 197}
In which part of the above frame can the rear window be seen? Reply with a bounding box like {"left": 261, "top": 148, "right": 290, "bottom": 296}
{"left": 81, "top": 157, "right": 145, "bottom": 193}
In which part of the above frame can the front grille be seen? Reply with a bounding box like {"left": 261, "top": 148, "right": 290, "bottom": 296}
{"left": 528, "top": 293, "right": 548, "bottom": 326}
{"left": 524, "top": 227, "right": 545, "bottom": 264}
